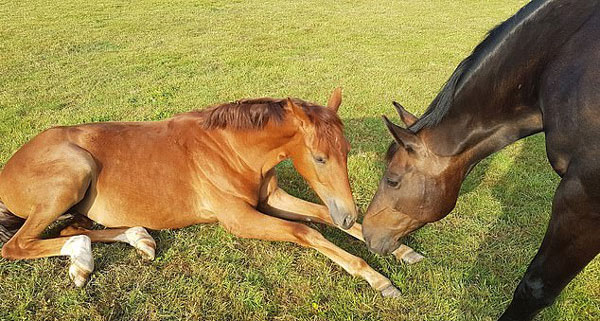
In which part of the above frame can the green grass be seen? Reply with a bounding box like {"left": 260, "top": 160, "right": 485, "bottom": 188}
{"left": 0, "top": 0, "right": 598, "bottom": 320}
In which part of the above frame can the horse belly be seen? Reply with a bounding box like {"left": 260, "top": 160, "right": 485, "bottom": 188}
{"left": 83, "top": 199, "right": 213, "bottom": 230}
{"left": 77, "top": 171, "right": 217, "bottom": 230}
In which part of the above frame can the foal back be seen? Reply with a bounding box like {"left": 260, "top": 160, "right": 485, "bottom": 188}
{"left": 0, "top": 117, "right": 214, "bottom": 229}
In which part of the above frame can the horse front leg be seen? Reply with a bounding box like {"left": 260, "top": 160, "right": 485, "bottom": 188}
{"left": 499, "top": 175, "right": 600, "bottom": 321}
{"left": 217, "top": 202, "right": 402, "bottom": 297}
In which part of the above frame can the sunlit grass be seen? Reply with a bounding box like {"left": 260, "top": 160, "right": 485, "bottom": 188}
{"left": 1, "top": 1, "right": 597, "bottom": 320}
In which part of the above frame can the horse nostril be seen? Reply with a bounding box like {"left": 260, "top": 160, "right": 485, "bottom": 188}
{"left": 342, "top": 215, "right": 355, "bottom": 229}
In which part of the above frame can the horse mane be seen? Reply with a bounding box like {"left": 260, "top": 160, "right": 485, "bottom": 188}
{"left": 196, "top": 98, "right": 288, "bottom": 130}
{"left": 409, "top": 0, "right": 592, "bottom": 132}
{"left": 191, "top": 97, "right": 348, "bottom": 151}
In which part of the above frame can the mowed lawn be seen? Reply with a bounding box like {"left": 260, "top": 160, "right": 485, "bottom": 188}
{"left": 0, "top": 0, "right": 598, "bottom": 320}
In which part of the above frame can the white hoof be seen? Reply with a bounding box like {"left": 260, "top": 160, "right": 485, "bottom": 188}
{"left": 60, "top": 235, "right": 94, "bottom": 287}
{"left": 125, "top": 227, "right": 156, "bottom": 261}
{"left": 381, "top": 284, "right": 402, "bottom": 298}
{"left": 402, "top": 250, "right": 425, "bottom": 265}
{"left": 392, "top": 244, "right": 425, "bottom": 265}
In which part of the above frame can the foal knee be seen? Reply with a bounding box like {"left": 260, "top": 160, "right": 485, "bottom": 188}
{"left": 348, "top": 258, "right": 369, "bottom": 274}
{"left": 291, "top": 224, "right": 323, "bottom": 247}
{"left": 1, "top": 239, "right": 18, "bottom": 260}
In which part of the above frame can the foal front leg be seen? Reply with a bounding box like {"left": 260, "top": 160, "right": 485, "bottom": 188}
{"left": 260, "top": 187, "right": 424, "bottom": 264}
{"left": 218, "top": 203, "right": 401, "bottom": 297}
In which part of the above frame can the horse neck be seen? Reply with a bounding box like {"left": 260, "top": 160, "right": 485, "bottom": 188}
{"left": 418, "top": 0, "right": 599, "bottom": 172}
{"left": 418, "top": 63, "right": 544, "bottom": 176}
{"left": 218, "top": 120, "right": 299, "bottom": 176}
{"left": 420, "top": 101, "right": 543, "bottom": 175}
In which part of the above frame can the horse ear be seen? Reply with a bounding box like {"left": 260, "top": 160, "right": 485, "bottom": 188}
{"left": 392, "top": 101, "right": 418, "bottom": 127}
{"left": 285, "top": 98, "right": 310, "bottom": 125}
{"left": 327, "top": 87, "right": 342, "bottom": 112}
{"left": 382, "top": 115, "right": 422, "bottom": 152}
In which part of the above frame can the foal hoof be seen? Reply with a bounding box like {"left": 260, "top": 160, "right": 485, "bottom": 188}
{"left": 401, "top": 250, "right": 425, "bottom": 265}
{"left": 392, "top": 244, "right": 425, "bottom": 265}
{"left": 381, "top": 284, "right": 402, "bottom": 298}
{"left": 125, "top": 227, "right": 156, "bottom": 261}
{"left": 69, "top": 259, "right": 93, "bottom": 287}
{"left": 60, "top": 235, "right": 94, "bottom": 287}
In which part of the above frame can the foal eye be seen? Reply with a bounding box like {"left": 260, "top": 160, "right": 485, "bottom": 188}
{"left": 314, "top": 155, "right": 327, "bottom": 164}
{"left": 386, "top": 177, "right": 400, "bottom": 188}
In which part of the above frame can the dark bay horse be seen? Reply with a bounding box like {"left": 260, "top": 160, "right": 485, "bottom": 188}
{"left": 0, "top": 89, "right": 404, "bottom": 296}
{"left": 362, "top": 0, "right": 600, "bottom": 319}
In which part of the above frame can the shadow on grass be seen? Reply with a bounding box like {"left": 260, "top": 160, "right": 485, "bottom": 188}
{"left": 456, "top": 134, "right": 561, "bottom": 319}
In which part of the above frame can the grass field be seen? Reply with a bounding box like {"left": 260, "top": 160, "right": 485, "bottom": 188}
{"left": 0, "top": 0, "right": 598, "bottom": 320}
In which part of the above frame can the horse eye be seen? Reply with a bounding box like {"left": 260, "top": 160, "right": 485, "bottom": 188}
{"left": 386, "top": 177, "right": 400, "bottom": 188}
{"left": 314, "top": 155, "right": 327, "bottom": 164}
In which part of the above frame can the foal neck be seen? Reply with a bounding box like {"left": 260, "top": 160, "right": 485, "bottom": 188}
{"left": 221, "top": 119, "right": 299, "bottom": 176}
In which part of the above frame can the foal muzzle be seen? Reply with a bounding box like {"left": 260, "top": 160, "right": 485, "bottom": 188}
{"left": 327, "top": 199, "right": 357, "bottom": 229}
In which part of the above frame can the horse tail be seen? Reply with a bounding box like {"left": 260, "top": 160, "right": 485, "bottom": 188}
{"left": 0, "top": 188, "right": 25, "bottom": 243}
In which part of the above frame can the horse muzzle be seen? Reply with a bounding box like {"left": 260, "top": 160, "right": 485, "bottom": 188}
{"left": 363, "top": 229, "right": 402, "bottom": 255}
{"left": 327, "top": 199, "right": 357, "bottom": 229}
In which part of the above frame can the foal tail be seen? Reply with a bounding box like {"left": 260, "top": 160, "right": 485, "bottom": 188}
{"left": 0, "top": 168, "right": 24, "bottom": 242}
{"left": 0, "top": 199, "right": 24, "bottom": 243}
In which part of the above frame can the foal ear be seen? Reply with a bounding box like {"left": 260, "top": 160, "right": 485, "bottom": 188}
{"left": 285, "top": 98, "right": 311, "bottom": 126}
{"left": 392, "top": 101, "right": 418, "bottom": 127}
{"left": 382, "top": 115, "right": 422, "bottom": 152}
{"left": 327, "top": 87, "right": 343, "bottom": 112}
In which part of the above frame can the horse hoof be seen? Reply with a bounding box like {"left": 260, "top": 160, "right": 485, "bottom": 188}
{"left": 125, "top": 227, "right": 156, "bottom": 261}
{"left": 135, "top": 239, "right": 156, "bottom": 261}
{"left": 392, "top": 244, "right": 425, "bottom": 265}
{"left": 381, "top": 284, "right": 402, "bottom": 298}
{"left": 69, "top": 260, "right": 92, "bottom": 287}
{"left": 60, "top": 235, "right": 94, "bottom": 287}
{"left": 402, "top": 250, "right": 425, "bottom": 265}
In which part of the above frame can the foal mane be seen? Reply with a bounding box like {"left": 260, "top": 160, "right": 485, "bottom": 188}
{"left": 410, "top": 0, "right": 593, "bottom": 132}
{"left": 197, "top": 98, "right": 288, "bottom": 130}
{"left": 193, "top": 97, "right": 348, "bottom": 151}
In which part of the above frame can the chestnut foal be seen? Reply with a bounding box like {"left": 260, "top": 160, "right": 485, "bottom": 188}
{"left": 0, "top": 89, "right": 401, "bottom": 296}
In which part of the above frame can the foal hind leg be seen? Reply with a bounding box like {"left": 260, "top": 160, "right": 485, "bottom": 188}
{"left": 1, "top": 145, "right": 97, "bottom": 287}
{"left": 60, "top": 225, "right": 156, "bottom": 260}
{"left": 260, "top": 187, "right": 424, "bottom": 264}
{"left": 219, "top": 203, "right": 401, "bottom": 297}
{"left": 2, "top": 204, "right": 95, "bottom": 287}
{"left": 499, "top": 174, "right": 600, "bottom": 321}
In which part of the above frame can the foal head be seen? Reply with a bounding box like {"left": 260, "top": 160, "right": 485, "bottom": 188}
{"left": 285, "top": 89, "right": 357, "bottom": 229}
